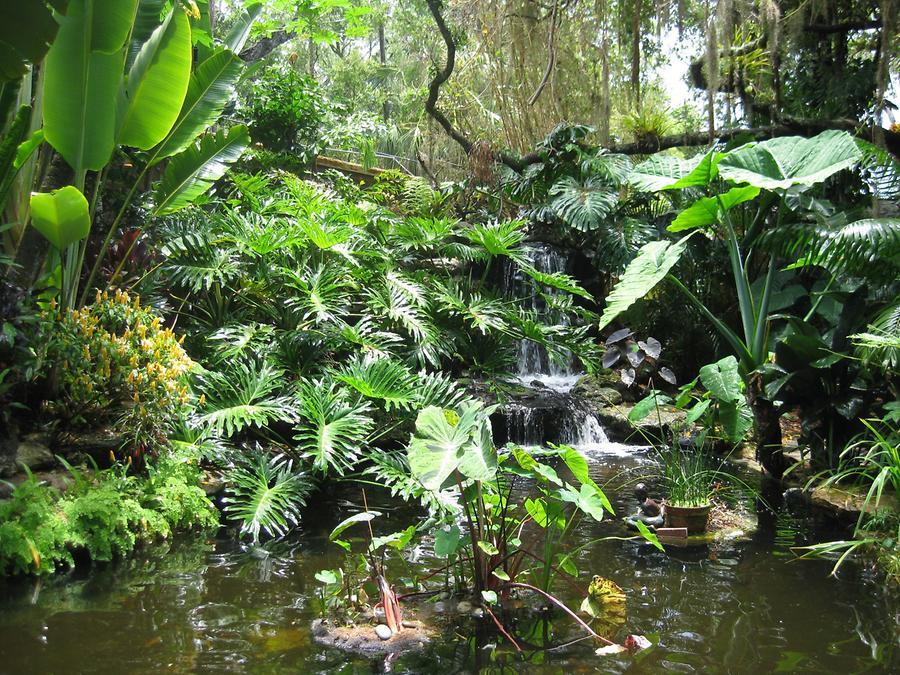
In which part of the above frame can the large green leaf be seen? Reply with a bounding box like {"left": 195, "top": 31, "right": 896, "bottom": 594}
{"left": 407, "top": 404, "right": 483, "bottom": 491}
{"left": 118, "top": 5, "right": 191, "bottom": 150}
{"left": 698, "top": 356, "right": 743, "bottom": 403}
{"left": 153, "top": 125, "right": 249, "bottom": 215}
{"left": 0, "top": 105, "right": 31, "bottom": 207}
{"left": 668, "top": 186, "right": 760, "bottom": 232}
{"left": 597, "top": 234, "right": 693, "bottom": 330}
{"left": 457, "top": 419, "right": 497, "bottom": 483}
{"left": 127, "top": 0, "right": 165, "bottom": 69}
{"left": 153, "top": 47, "right": 244, "bottom": 160}
{"left": 29, "top": 185, "right": 90, "bottom": 250}
{"left": 0, "top": 1, "right": 61, "bottom": 82}
{"left": 717, "top": 130, "right": 862, "bottom": 190}
{"left": 43, "top": 0, "right": 137, "bottom": 171}
{"left": 629, "top": 150, "right": 724, "bottom": 191}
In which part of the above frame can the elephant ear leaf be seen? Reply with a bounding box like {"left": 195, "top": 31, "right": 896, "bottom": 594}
{"left": 597, "top": 234, "right": 693, "bottom": 330}
{"left": 153, "top": 125, "right": 249, "bottom": 216}
{"left": 698, "top": 356, "right": 743, "bottom": 403}
{"left": 717, "top": 130, "right": 862, "bottom": 190}
{"left": 30, "top": 186, "right": 90, "bottom": 250}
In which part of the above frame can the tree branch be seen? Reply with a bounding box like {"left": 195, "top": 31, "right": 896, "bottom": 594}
{"left": 239, "top": 29, "right": 295, "bottom": 62}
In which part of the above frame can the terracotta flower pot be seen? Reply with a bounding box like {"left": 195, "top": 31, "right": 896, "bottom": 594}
{"left": 663, "top": 502, "right": 711, "bottom": 534}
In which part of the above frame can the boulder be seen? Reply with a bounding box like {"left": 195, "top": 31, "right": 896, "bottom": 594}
{"left": 594, "top": 404, "right": 686, "bottom": 443}
{"left": 15, "top": 437, "right": 55, "bottom": 471}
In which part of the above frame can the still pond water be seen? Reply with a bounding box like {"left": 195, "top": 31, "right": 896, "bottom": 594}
{"left": 0, "top": 449, "right": 897, "bottom": 674}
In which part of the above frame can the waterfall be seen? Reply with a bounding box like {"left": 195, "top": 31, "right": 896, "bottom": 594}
{"left": 503, "top": 404, "right": 544, "bottom": 447}
{"left": 503, "top": 243, "right": 580, "bottom": 392}
{"left": 561, "top": 410, "right": 637, "bottom": 457}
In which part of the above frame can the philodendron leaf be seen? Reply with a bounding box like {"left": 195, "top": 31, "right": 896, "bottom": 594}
{"left": 30, "top": 186, "right": 90, "bottom": 249}
{"left": 597, "top": 234, "right": 693, "bottom": 331}
{"left": 698, "top": 355, "right": 743, "bottom": 403}
{"left": 717, "top": 130, "right": 862, "bottom": 190}
{"left": 629, "top": 150, "right": 724, "bottom": 191}
{"left": 668, "top": 185, "right": 760, "bottom": 232}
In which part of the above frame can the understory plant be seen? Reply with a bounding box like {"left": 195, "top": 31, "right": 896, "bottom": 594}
{"left": 144, "top": 170, "right": 596, "bottom": 493}
{"left": 404, "top": 400, "right": 661, "bottom": 647}
{"left": 36, "top": 289, "right": 194, "bottom": 458}
{"left": 0, "top": 451, "right": 218, "bottom": 576}
{"left": 599, "top": 130, "right": 900, "bottom": 477}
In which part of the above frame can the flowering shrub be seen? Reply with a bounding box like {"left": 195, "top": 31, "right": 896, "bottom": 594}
{"left": 41, "top": 290, "right": 194, "bottom": 455}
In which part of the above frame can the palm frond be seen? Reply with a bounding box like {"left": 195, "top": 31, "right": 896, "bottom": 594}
{"left": 759, "top": 218, "right": 900, "bottom": 280}
{"left": 222, "top": 448, "right": 313, "bottom": 542}
{"left": 294, "top": 379, "right": 374, "bottom": 475}
{"left": 852, "top": 299, "right": 900, "bottom": 371}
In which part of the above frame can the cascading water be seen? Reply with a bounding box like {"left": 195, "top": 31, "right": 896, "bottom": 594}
{"left": 561, "top": 410, "right": 637, "bottom": 457}
{"left": 502, "top": 244, "right": 580, "bottom": 393}
{"left": 502, "top": 404, "right": 545, "bottom": 447}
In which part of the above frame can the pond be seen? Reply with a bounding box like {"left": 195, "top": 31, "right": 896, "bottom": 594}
{"left": 0, "top": 449, "right": 897, "bottom": 674}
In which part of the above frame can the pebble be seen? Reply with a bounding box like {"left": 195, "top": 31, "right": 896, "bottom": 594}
{"left": 471, "top": 607, "right": 484, "bottom": 618}
{"left": 374, "top": 624, "right": 393, "bottom": 641}
{"left": 432, "top": 601, "right": 446, "bottom": 613}
{"left": 456, "top": 601, "right": 473, "bottom": 614}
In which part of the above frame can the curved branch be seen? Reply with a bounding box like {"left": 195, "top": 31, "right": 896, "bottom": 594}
{"left": 424, "top": 0, "right": 539, "bottom": 173}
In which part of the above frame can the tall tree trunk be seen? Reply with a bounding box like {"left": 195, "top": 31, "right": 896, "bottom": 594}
{"left": 630, "top": 0, "right": 643, "bottom": 105}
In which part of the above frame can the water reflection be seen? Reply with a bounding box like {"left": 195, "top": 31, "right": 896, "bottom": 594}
{"left": 0, "top": 461, "right": 897, "bottom": 674}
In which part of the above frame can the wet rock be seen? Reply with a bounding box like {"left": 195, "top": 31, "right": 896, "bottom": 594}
{"left": 810, "top": 485, "right": 898, "bottom": 523}
{"left": 15, "top": 438, "right": 54, "bottom": 471}
{"left": 471, "top": 607, "right": 484, "bottom": 618}
{"left": 594, "top": 404, "right": 686, "bottom": 442}
{"left": 456, "top": 600, "right": 473, "bottom": 614}
{"left": 374, "top": 624, "right": 392, "bottom": 640}
{"left": 432, "top": 601, "right": 446, "bottom": 613}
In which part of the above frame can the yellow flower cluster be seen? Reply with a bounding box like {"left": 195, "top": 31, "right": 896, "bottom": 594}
{"left": 44, "top": 289, "right": 195, "bottom": 451}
